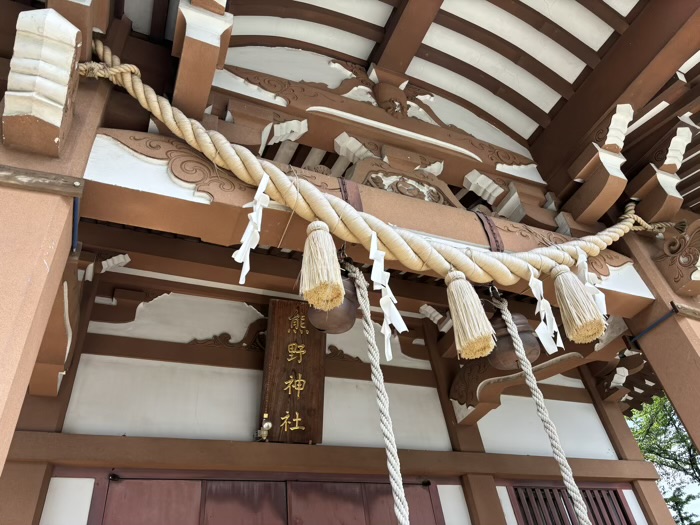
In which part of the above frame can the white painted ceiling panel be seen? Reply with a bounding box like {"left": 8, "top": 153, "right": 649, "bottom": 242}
{"left": 124, "top": 0, "right": 154, "bottom": 35}
{"left": 408, "top": 57, "right": 539, "bottom": 138}
{"left": 294, "top": 0, "right": 393, "bottom": 25}
{"left": 519, "top": 0, "right": 614, "bottom": 51}
{"left": 603, "top": 0, "right": 639, "bottom": 16}
{"left": 232, "top": 15, "right": 375, "bottom": 59}
{"left": 424, "top": 24, "right": 561, "bottom": 112}
{"left": 225, "top": 46, "right": 354, "bottom": 88}
{"left": 418, "top": 94, "right": 533, "bottom": 158}
{"left": 442, "top": 0, "right": 585, "bottom": 83}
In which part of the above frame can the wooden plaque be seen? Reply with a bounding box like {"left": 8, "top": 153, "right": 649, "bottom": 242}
{"left": 261, "top": 299, "right": 326, "bottom": 444}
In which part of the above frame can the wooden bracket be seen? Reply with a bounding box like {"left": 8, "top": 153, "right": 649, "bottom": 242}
{"left": 0, "top": 166, "right": 83, "bottom": 198}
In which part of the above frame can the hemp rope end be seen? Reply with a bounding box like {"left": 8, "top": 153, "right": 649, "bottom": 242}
{"left": 300, "top": 221, "right": 344, "bottom": 311}
{"left": 445, "top": 270, "right": 495, "bottom": 359}
{"left": 551, "top": 265, "right": 606, "bottom": 344}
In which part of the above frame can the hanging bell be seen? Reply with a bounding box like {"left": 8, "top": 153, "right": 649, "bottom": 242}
{"left": 307, "top": 274, "right": 359, "bottom": 334}
{"left": 487, "top": 311, "right": 542, "bottom": 370}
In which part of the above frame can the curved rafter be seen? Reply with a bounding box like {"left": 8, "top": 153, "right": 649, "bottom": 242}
{"left": 433, "top": 11, "right": 575, "bottom": 99}
{"left": 416, "top": 44, "right": 551, "bottom": 128}
{"left": 406, "top": 77, "right": 531, "bottom": 148}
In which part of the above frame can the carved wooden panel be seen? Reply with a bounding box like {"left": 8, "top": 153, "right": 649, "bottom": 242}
{"left": 261, "top": 299, "right": 326, "bottom": 444}
{"left": 655, "top": 220, "right": 700, "bottom": 296}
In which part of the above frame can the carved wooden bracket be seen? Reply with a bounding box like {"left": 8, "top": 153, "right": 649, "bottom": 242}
{"left": 449, "top": 335, "right": 628, "bottom": 425}
{"left": 563, "top": 105, "right": 634, "bottom": 225}
{"left": 626, "top": 127, "right": 693, "bottom": 222}
{"left": 655, "top": 219, "right": 700, "bottom": 296}
{"left": 494, "top": 181, "right": 558, "bottom": 231}
{"left": 2, "top": 9, "right": 80, "bottom": 157}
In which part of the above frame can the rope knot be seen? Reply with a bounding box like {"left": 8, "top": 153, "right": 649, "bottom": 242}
{"left": 445, "top": 270, "right": 465, "bottom": 286}
{"left": 306, "top": 220, "right": 329, "bottom": 235}
{"left": 550, "top": 265, "right": 570, "bottom": 280}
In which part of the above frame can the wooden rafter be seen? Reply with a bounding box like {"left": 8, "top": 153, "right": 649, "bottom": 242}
{"left": 576, "top": 0, "right": 630, "bottom": 34}
{"left": 433, "top": 10, "right": 574, "bottom": 99}
{"left": 416, "top": 45, "right": 551, "bottom": 128}
{"left": 369, "top": 0, "right": 442, "bottom": 74}
{"left": 228, "top": 36, "right": 365, "bottom": 65}
{"left": 227, "top": 0, "right": 384, "bottom": 43}
{"left": 487, "top": 0, "right": 601, "bottom": 68}
{"left": 407, "top": 77, "right": 530, "bottom": 146}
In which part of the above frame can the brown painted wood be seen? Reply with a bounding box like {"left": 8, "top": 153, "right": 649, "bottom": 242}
{"left": 203, "top": 481, "right": 287, "bottom": 525}
{"left": 408, "top": 77, "right": 530, "bottom": 145}
{"left": 487, "top": 0, "right": 600, "bottom": 68}
{"left": 577, "top": 0, "right": 629, "bottom": 33}
{"left": 228, "top": 0, "right": 384, "bottom": 42}
{"left": 288, "top": 481, "right": 367, "bottom": 525}
{"left": 149, "top": 0, "right": 169, "bottom": 41}
{"left": 0, "top": 462, "right": 52, "bottom": 525}
{"left": 462, "top": 474, "right": 507, "bottom": 525}
{"left": 532, "top": 0, "right": 700, "bottom": 186}
{"left": 364, "top": 483, "right": 440, "bottom": 525}
{"left": 416, "top": 45, "right": 551, "bottom": 127}
{"left": 103, "top": 479, "right": 202, "bottom": 525}
{"left": 229, "top": 35, "right": 366, "bottom": 64}
{"left": 9, "top": 431, "right": 660, "bottom": 481}
{"left": 0, "top": 166, "right": 84, "bottom": 198}
{"left": 262, "top": 299, "right": 325, "bottom": 444}
{"left": 370, "top": 0, "right": 442, "bottom": 75}
{"left": 433, "top": 11, "right": 574, "bottom": 99}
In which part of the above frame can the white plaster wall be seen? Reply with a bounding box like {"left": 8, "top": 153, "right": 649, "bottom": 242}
{"left": 438, "top": 485, "right": 473, "bottom": 525}
{"left": 64, "top": 355, "right": 262, "bottom": 441}
{"left": 323, "top": 377, "right": 452, "bottom": 451}
{"left": 604, "top": 0, "right": 639, "bottom": 16}
{"left": 88, "top": 292, "right": 263, "bottom": 343}
{"left": 124, "top": 0, "right": 154, "bottom": 35}
{"left": 477, "top": 395, "right": 617, "bottom": 460}
{"left": 295, "top": 0, "right": 393, "bottom": 25}
{"left": 39, "top": 478, "right": 94, "bottom": 525}
{"left": 623, "top": 489, "right": 650, "bottom": 525}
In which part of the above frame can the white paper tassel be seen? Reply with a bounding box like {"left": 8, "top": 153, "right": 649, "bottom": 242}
{"left": 575, "top": 248, "right": 607, "bottom": 317}
{"left": 528, "top": 271, "right": 564, "bottom": 355}
{"left": 233, "top": 173, "right": 270, "bottom": 284}
{"left": 370, "top": 232, "right": 407, "bottom": 360}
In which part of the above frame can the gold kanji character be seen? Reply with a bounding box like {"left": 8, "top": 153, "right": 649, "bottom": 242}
{"left": 283, "top": 372, "right": 306, "bottom": 398}
{"left": 288, "top": 312, "right": 309, "bottom": 335}
{"left": 280, "top": 410, "right": 306, "bottom": 432}
{"left": 287, "top": 342, "right": 306, "bottom": 364}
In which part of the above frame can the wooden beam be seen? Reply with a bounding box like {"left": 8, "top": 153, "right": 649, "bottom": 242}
{"left": 8, "top": 431, "right": 660, "bottom": 482}
{"left": 487, "top": 0, "right": 600, "bottom": 68}
{"left": 532, "top": 0, "right": 700, "bottom": 188}
{"left": 0, "top": 166, "right": 84, "bottom": 198}
{"left": 228, "top": 0, "right": 384, "bottom": 43}
{"left": 577, "top": 0, "right": 629, "bottom": 34}
{"left": 416, "top": 45, "right": 551, "bottom": 127}
{"left": 433, "top": 11, "right": 574, "bottom": 99}
{"left": 370, "top": 0, "right": 443, "bottom": 74}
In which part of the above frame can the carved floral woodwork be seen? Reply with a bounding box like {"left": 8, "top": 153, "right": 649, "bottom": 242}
{"left": 225, "top": 66, "right": 532, "bottom": 170}
{"left": 350, "top": 158, "right": 462, "bottom": 208}
{"left": 189, "top": 318, "right": 268, "bottom": 351}
{"left": 655, "top": 220, "right": 700, "bottom": 296}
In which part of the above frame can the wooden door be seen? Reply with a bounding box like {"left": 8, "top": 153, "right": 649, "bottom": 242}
{"left": 363, "top": 483, "right": 439, "bottom": 525}
{"left": 203, "top": 481, "right": 287, "bottom": 525}
{"left": 102, "top": 480, "right": 202, "bottom": 525}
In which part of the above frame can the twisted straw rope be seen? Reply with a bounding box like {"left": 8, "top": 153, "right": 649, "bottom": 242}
{"left": 79, "top": 40, "right": 670, "bottom": 287}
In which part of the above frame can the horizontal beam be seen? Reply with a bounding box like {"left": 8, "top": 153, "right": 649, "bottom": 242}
{"left": 9, "top": 431, "right": 658, "bottom": 482}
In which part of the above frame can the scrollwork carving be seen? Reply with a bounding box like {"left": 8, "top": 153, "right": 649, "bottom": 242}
{"left": 655, "top": 220, "right": 700, "bottom": 296}
{"left": 326, "top": 345, "right": 363, "bottom": 362}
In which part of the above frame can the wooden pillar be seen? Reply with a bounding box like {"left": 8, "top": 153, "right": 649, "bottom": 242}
{"left": 172, "top": 0, "right": 233, "bottom": 119}
{"left": 0, "top": 462, "right": 52, "bottom": 525}
{"left": 0, "top": 189, "right": 72, "bottom": 474}
{"left": 424, "top": 321, "right": 508, "bottom": 525}
{"left": 581, "top": 367, "right": 674, "bottom": 524}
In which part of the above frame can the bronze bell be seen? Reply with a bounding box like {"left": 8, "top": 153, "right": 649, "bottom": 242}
{"left": 487, "top": 311, "right": 542, "bottom": 370}
{"left": 307, "top": 275, "right": 359, "bottom": 334}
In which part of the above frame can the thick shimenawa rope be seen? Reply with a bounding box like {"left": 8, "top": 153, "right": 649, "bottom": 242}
{"left": 78, "top": 41, "right": 672, "bottom": 298}
{"left": 493, "top": 296, "right": 592, "bottom": 525}
{"left": 345, "top": 263, "right": 410, "bottom": 525}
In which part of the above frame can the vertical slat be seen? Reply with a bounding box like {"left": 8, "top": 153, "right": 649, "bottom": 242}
{"left": 609, "top": 490, "right": 635, "bottom": 525}
{"left": 533, "top": 488, "right": 554, "bottom": 525}
{"left": 593, "top": 489, "right": 615, "bottom": 525}
{"left": 544, "top": 488, "right": 569, "bottom": 525}
{"left": 517, "top": 488, "right": 537, "bottom": 525}
{"left": 600, "top": 490, "right": 624, "bottom": 525}
{"left": 587, "top": 489, "right": 608, "bottom": 525}
{"left": 559, "top": 487, "right": 580, "bottom": 525}
{"left": 508, "top": 485, "right": 529, "bottom": 525}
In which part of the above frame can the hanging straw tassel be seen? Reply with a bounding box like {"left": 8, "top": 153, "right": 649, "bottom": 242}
{"left": 551, "top": 265, "right": 606, "bottom": 344}
{"left": 300, "top": 221, "right": 344, "bottom": 311}
{"left": 445, "top": 270, "right": 495, "bottom": 359}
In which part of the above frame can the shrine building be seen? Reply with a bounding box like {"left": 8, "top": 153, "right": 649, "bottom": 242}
{"left": 1, "top": 0, "right": 700, "bottom": 524}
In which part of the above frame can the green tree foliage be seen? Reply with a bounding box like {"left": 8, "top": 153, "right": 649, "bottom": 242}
{"left": 629, "top": 395, "right": 700, "bottom": 523}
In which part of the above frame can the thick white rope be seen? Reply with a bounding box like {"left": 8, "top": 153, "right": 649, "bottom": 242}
{"left": 493, "top": 297, "right": 592, "bottom": 525}
{"left": 78, "top": 43, "right": 672, "bottom": 293}
{"left": 346, "top": 263, "right": 410, "bottom": 525}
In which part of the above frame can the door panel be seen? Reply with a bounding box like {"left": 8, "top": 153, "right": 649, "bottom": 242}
{"left": 363, "top": 483, "right": 439, "bottom": 525}
{"left": 102, "top": 480, "right": 201, "bottom": 525}
{"left": 203, "top": 480, "right": 287, "bottom": 525}
{"left": 288, "top": 481, "right": 368, "bottom": 525}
